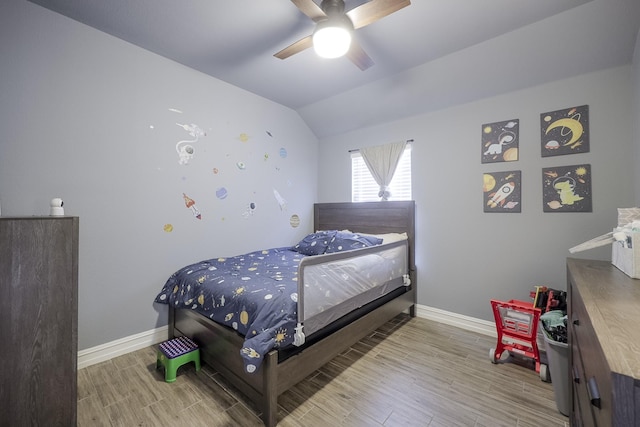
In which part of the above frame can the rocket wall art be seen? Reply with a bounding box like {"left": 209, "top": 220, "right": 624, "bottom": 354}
{"left": 483, "top": 170, "right": 521, "bottom": 213}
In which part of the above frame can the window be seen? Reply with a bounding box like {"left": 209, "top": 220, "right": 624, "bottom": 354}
{"left": 351, "top": 144, "right": 412, "bottom": 202}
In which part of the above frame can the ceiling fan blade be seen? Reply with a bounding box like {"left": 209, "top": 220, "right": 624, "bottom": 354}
{"left": 347, "top": 0, "right": 411, "bottom": 30}
{"left": 291, "top": 0, "right": 327, "bottom": 22}
{"left": 346, "top": 39, "right": 374, "bottom": 71}
{"left": 274, "top": 35, "right": 314, "bottom": 60}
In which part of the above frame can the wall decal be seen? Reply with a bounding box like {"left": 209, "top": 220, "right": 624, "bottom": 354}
{"left": 236, "top": 161, "right": 246, "bottom": 170}
{"left": 238, "top": 133, "right": 250, "bottom": 142}
{"left": 176, "top": 123, "right": 206, "bottom": 165}
{"left": 542, "top": 164, "right": 592, "bottom": 212}
{"left": 290, "top": 214, "right": 300, "bottom": 228}
{"left": 163, "top": 224, "right": 174, "bottom": 232}
{"left": 273, "top": 188, "right": 287, "bottom": 211}
{"left": 481, "top": 119, "right": 519, "bottom": 163}
{"left": 483, "top": 170, "right": 521, "bottom": 213}
{"left": 216, "top": 187, "right": 228, "bottom": 200}
{"left": 540, "top": 105, "right": 589, "bottom": 157}
{"left": 183, "top": 193, "right": 202, "bottom": 219}
{"left": 242, "top": 202, "right": 257, "bottom": 219}
{"left": 279, "top": 148, "right": 288, "bottom": 158}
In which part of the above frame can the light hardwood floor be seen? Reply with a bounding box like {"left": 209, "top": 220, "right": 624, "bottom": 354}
{"left": 78, "top": 315, "right": 569, "bottom": 426}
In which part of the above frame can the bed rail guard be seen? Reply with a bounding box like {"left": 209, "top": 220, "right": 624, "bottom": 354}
{"left": 294, "top": 239, "right": 409, "bottom": 346}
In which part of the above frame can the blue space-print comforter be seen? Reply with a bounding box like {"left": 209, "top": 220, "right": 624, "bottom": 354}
{"left": 154, "top": 230, "right": 384, "bottom": 374}
{"left": 155, "top": 247, "right": 303, "bottom": 374}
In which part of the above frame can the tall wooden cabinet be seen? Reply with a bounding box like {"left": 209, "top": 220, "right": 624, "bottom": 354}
{"left": 0, "top": 217, "right": 79, "bottom": 426}
{"left": 567, "top": 258, "right": 640, "bottom": 427}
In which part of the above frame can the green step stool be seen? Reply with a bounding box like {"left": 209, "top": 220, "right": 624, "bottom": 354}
{"left": 156, "top": 336, "right": 201, "bottom": 382}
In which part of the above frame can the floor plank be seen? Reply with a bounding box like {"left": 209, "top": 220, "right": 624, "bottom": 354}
{"left": 77, "top": 315, "right": 569, "bottom": 426}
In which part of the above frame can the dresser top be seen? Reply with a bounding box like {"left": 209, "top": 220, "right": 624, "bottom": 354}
{"left": 567, "top": 258, "right": 640, "bottom": 379}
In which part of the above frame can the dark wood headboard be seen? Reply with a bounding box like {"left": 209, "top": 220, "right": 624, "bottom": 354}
{"left": 314, "top": 201, "right": 416, "bottom": 269}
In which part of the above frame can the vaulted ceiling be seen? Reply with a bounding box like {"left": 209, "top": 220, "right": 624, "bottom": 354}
{"left": 27, "top": 0, "right": 640, "bottom": 138}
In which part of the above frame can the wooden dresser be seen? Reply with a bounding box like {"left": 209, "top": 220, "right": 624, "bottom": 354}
{"left": 0, "top": 217, "right": 79, "bottom": 426}
{"left": 567, "top": 258, "right": 640, "bottom": 427}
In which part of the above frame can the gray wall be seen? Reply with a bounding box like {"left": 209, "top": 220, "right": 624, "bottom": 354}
{"left": 318, "top": 66, "right": 636, "bottom": 321}
{"left": 0, "top": 1, "right": 318, "bottom": 350}
{"left": 634, "top": 30, "right": 640, "bottom": 206}
{"left": 1, "top": 0, "right": 638, "bottom": 350}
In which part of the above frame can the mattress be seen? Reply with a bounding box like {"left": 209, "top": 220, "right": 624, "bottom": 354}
{"left": 154, "top": 233, "right": 408, "bottom": 373}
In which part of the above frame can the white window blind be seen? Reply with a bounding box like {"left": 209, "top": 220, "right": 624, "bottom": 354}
{"left": 351, "top": 144, "right": 412, "bottom": 202}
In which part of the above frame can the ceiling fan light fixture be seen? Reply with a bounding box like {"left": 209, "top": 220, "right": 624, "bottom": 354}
{"left": 313, "top": 18, "right": 352, "bottom": 59}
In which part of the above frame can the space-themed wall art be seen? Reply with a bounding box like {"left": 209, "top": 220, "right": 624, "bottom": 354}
{"left": 483, "top": 170, "right": 521, "bottom": 213}
{"left": 481, "top": 119, "right": 519, "bottom": 164}
{"left": 175, "top": 122, "right": 206, "bottom": 165}
{"left": 540, "top": 105, "right": 589, "bottom": 157}
{"left": 542, "top": 164, "right": 592, "bottom": 212}
{"left": 151, "top": 102, "right": 306, "bottom": 238}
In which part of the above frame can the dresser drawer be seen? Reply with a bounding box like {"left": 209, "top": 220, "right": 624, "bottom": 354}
{"left": 569, "top": 279, "right": 613, "bottom": 427}
{"left": 571, "top": 333, "right": 595, "bottom": 427}
{"left": 569, "top": 277, "right": 592, "bottom": 427}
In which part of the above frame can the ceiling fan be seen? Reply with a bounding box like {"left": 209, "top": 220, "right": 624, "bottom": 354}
{"left": 274, "top": 0, "right": 411, "bottom": 70}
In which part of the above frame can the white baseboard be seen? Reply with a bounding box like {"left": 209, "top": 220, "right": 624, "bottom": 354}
{"left": 416, "top": 304, "right": 497, "bottom": 337}
{"left": 77, "top": 306, "right": 495, "bottom": 369}
{"left": 77, "top": 326, "right": 168, "bottom": 370}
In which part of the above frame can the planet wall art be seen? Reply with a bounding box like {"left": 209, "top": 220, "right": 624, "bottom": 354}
{"left": 216, "top": 187, "right": 228, "bottom": 200}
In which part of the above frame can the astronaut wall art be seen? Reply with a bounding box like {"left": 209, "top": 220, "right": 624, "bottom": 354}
{"left": 481, "top": 119, "right": 519, "bottom": 164}
{"left": 542, "top": 164, "right": 592, "bottom": 212}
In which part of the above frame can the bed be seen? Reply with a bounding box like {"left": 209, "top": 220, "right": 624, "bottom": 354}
{"left": 157, "top": 201, "right": 416, "bottom": 426}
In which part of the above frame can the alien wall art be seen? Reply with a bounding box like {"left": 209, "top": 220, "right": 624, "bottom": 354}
{"left": 540, "top": 105, "right": 589, "bottom": 157}
{"left": 542, "top": 164, "right": 592, "bottom": 212}
{"left": 481, "top": 119, "right": 519, "bottom": 164}
{"left": 483, "top": 170, "right": 521, "bottom": 213}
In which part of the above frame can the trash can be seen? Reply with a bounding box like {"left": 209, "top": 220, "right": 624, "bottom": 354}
{"left": 542, "top": 329, "right": 569, "bottom": 416}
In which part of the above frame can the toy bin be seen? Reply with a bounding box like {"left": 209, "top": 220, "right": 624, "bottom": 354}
{"left": 542, "top": 327, "right": 569, "bottom": 416}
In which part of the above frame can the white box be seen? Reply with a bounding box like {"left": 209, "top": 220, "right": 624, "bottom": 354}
{"left": 611, "top": 232, "right": 640, "bottom": 279}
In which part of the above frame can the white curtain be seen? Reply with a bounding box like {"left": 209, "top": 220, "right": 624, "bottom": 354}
{"left": 359, "top": 140, "right": 407, "bottom": 201}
